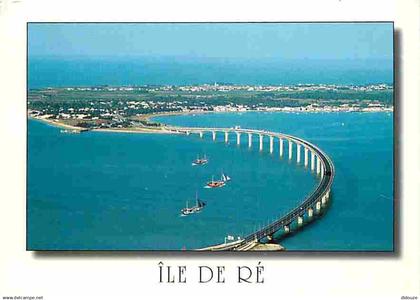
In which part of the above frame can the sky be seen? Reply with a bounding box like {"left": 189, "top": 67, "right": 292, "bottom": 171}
{"left": 28, "top": 23, "right": 393, "bottom": 61}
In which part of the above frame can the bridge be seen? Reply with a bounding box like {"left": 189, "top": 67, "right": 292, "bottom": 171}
{"left": 163, "top": 125, "right": 335, "bottom": 251}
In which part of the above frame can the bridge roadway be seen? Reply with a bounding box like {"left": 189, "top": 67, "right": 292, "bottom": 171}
{"left": 163, "top": 125, "right": 335, "bottom": 251}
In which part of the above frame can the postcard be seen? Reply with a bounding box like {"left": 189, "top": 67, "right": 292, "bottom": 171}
{"left": 1, "top": 0, "right": 420, "bottom": 299}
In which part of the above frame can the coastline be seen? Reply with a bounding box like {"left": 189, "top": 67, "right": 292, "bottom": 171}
{"left": 29, "top": 110, "right": 214, "bottom": 134}
{"left": 30, "top": 115, "right": 175, "bottom": 134}
{"left": 30, "top": 108, "right": 393, "bottom": 135}
{"left": 31, "top": 117, "right": 85, "bottom": 131}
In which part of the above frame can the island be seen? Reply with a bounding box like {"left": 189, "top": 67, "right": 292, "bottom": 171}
{"left": 28, "top": 83, "right": 393, "bottom": 132}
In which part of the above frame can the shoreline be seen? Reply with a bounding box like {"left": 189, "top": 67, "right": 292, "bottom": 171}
{"left": 30, "top": 108, "right": 394, "bottom": 135}
{"left": 30, "top": 117, "right": 86, "bottom": 131}
{"left": 31, "top": 116, "right": 176, "bottom": 134}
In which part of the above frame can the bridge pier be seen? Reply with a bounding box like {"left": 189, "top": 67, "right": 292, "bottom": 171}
{"left": 279, "top": 138, "right": 284, "bottom": 157}
{"left": 248, "top": 133, "right": 252, "bottom": 148}
{"left": 308, "top": 207, "right": 314, "bottom": 218}
{"left": 297, "top": 144, "right": 301, "bottom": 163}
{"left": 320, "top": 164, "right": 324, "bottom": 179}
{"left": 236, "top": 132, "right": 241, "bottom": 145}
{"left": 269, "top": 136, "right": 274, "bottom": 153}
{"left": 288, "top": 140, "right": 293, "bottom": 160}
{"left": 298, "top": 216, "right": 304, "bottom": 225}
{"left": 259, "top": 134, "right": 263, "bottom": 151}
{"left": 304, "top": 147, "right": 309, "bottom": 167}
{"left": 225, "top": 132, "right": 229, "bottom": 143}
{"left": 316, "top": 201, "right": 321, "bottom": 211}
{"left": 186, "top": 130, "right": 190, "bottom": 136}
{"left": 284, "top": 225, "right": 290, "bottom": 233}
{"left": 311, "top": 152, "right": 315, "bottom": 171}
{"left": 212, "top": 131, "right": 216, "bottom": 141}
{"left": 199, "top": 131, "right": 203, "bottom": 138}
{"left": 316, "top": 156, "right": 321, "bottom": 175}
{"left": 267, "top": 235, "right": 273, "bottom": 242}
{"left": 321, "top": 194, "right": 327, "bottom": 205}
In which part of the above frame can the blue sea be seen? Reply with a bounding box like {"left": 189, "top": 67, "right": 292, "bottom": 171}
{"left": 28, "top": 111, "right": 393, "bottom": 251}
{"left": 28, "top": 57, "right": 392, "bottom": 88}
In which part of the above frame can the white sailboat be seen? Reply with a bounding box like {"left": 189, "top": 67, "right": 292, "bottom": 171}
{"left": 221, "top": 173, "right": 231, "bottom": 182}
{"left": 205, "top": 172, "right": 231, "bottom": 188}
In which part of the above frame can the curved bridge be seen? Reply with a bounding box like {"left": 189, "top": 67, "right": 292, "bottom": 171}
{"left": 164, "top": 125, "right": 335, "bottom": 251}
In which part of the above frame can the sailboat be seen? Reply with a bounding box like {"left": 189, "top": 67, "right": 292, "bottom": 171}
{"left": 221, "top": 173, "right": 231, "bottom": 182}
{"left": 205, "top": 172, "right": 231, "bottom": 188}
{"left": 180, "top": 192, "right": 206, "bottom": 216}
{"left": 192, "top": 154, "right": 208, "bottom": 166}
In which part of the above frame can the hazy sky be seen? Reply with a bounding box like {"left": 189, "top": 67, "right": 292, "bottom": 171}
{"left": 28, "top": 23, "right": 393, "bottom": 61}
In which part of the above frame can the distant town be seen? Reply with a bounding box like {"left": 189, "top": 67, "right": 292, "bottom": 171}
{"left": 28, "top": 83, "right": 393, "bottom": 131}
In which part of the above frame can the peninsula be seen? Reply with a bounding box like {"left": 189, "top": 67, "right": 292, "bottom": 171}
{"left": 28, "top": 83, "right": 393, "bottom": 132}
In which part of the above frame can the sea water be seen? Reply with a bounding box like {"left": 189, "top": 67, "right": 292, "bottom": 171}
{"left": 28, "top": 111, "right": 393, "bottom": 251}
{"left": 28, "top": 57, "right": 392, "bottom": 89}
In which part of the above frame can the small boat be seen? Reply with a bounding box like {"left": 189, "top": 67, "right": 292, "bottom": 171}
{"left": 206, "top": 178, "right": 225, "bottom": 188}
{"left": 181, "top": 193, "right": 206, "bottom": 216}
{"left": 60, "top": 129, "right": 80, "bottom": 134}
{"left": 192, "top": 154, "right": 208, "bottom": 166}
{"left": 205, "top": 172, "right": 231, "bottom": 188}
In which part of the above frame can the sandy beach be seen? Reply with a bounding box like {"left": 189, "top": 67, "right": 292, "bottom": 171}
{"left": 30, "top": 115, "right": 179, "bottom": 134}
{"left": 31, "top": 117, "right": 86, "bottom": 131}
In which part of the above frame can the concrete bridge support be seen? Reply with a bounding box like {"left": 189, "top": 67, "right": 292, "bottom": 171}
{"left": 199, "top": 131, "right": 203, "bottom": 138}
{"left": 316, "top": 156, "right": 321, "bottom": 175}
{"left": 269, "top": 136, "right": 274, "bottom": 153}
{"left": 288, "top": 140, "right": 293, "bottom": 160}
{"left": 212, "top": 131, "right": 216, "bottom": 141}
{"left": 284, "top": 225, "right": 290, "bottom": 233}
{"left": 186, "top": 131, "right": 190, "bottom": 136}
{"left": 297, "top": 144, "right": 301, "bottom": 163}
{"left": 248, "top": 133, "right": 252, "bottom": 148}
{"left": 298, "top": 216, "right": 304, "bottom": 225}
{"left": 320, "top": 164, "right": 324, "bottom": 179}
{"left": 304, "top": 148, "right": 309, "bottom": 167}
{"left": 311, "top": 152, "right": 315, "bottom": 171}
{"left": 308, "top": 207, "right": 314, "bottom": 218}
{"left": 236, "top": 132, "right": 241, "bottom": 145}
{"left": 279, "top": 138, "right": 284, "bottom": 157}
{"left": 321, "top": 195, "right": 327, "bottom": 205}
{"left": 316, "top": 201, "right": 321, "bottom": 211}
{"left": 225, "top": 132, "right": 229, "bottom": 143}
{"left": 259, "top": 135, "right": 263, "bottom": 151}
